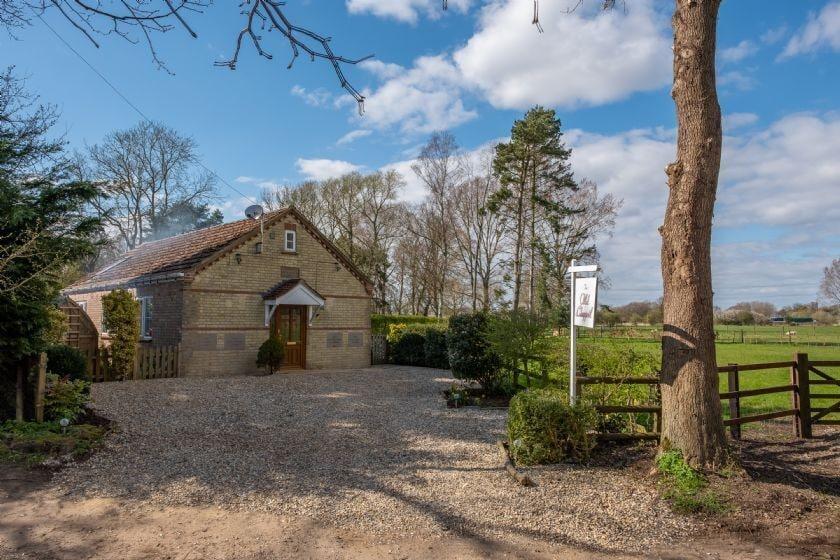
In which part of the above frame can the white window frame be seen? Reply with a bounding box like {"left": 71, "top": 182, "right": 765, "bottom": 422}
{"left": 139, "top": 296, "right": 153, "bottom": 339}
{"left": 284, "top": 230, "right": 297, "bottom": 252}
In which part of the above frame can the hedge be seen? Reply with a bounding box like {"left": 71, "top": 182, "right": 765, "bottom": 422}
{"left": 372, "top": 314, "right": 447, "bottom": 335}
{"left": 387, "top": 323, "right": 448, "bottom": 368}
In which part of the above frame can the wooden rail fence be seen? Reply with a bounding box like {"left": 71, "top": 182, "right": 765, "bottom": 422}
{"left": 91, "top": 344, "right": 180, "bottom": 382}
{"left": 578, "top": 353, "right": 838, "bottom": 441}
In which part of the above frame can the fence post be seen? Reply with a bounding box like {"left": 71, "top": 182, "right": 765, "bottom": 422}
{"left": 792, "top": 352, "right": 812, "bottom": 438}
{"left": 35, "top": 352, "right": 47, "bottom": 423}
{"left": 727, "top": 364, "right": 741, "bottom": 440}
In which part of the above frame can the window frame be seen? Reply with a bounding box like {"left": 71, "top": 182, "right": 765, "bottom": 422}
{"left": 284, "top": 229, "right": 297, "bottom": 252}
{"left": 139, "top": 296, "right": 153, "bottom": 339}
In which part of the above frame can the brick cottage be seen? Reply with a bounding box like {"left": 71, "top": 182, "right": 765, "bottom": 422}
{"left": 63, "top": 207, "right": 373, "bottom": 376}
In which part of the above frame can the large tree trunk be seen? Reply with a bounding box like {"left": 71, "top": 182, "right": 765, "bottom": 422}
{"left": 659, "top": 0, "right": 727, "bottom": 469}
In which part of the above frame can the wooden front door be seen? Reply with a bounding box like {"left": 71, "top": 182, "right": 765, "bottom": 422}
{"left": 273, "top": 305, "right": 307, "bottom": 369}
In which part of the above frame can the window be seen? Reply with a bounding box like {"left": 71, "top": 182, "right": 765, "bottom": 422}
{"left": 139, "top": 297, "right": 153, "bottom": 339}
{"left": 284, "top": 230, "right": 296, "bottom": 252}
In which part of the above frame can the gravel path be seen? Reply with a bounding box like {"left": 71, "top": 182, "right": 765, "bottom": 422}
{"left": 55, "top": 366, "right": 695, "bottom": 553}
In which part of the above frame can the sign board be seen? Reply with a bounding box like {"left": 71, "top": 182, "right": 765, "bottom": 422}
{"left": 573, "top": 277, "right": 598, "bottom": 329}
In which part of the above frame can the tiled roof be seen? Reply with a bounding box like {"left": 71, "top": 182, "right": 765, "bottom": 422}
{"left": 66, "top": 210, "right": 288, "bottom": 292}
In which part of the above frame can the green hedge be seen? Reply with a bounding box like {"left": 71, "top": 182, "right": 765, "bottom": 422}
{"left": 507, "top": 388, "right": 596, "bottom": 465}
{"left": 372, "top": 314, "right": 447, "bottom": 335}
{"left": 45, "top": 344, "right": 89, "bottom": 381}
{"left": 447, "top": 312, "right": 502, "bottom": 391}
{"left": 387, "top": 323, "right": 449, "bottom": 368}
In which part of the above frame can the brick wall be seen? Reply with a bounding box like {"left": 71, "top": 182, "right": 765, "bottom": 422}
{"left": 67, "top": 282, "right": 183, "bottom": 348}
{"left": 180, "top": 216, "right": 371, "bottom": 377}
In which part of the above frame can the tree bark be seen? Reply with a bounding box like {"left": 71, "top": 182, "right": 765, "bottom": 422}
{"left": 659, "top": 0, "right": 728, "bottom": 469}
{"left": 16, "top": 361, "right": 25, "bottom": 422}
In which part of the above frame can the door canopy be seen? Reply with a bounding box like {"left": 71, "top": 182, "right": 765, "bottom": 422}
{"left": 263, "top": 279, "right": 325, "bottom": 326}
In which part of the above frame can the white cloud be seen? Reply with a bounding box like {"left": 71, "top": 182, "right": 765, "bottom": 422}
{"left": 723, "top": 112, "right": 759, "bottom": 131}
{"left": 452, "top": 0, "right": 671, "bottom": 110}
{"left": 761, "top": 26, "right": 787, "bottom": 45}
{"left": 295, "top": 158, "right": 363, "bottom": 181}
{"left": 210, "top": 196, "right": 257, "bottom": 223}
{"left": 346, "top": 0, "right": 471, "bottom": 24}
{"left": 568, "top": 113, "right": 840, "bottom": 306}
{"left": 719, "top": 40, "right": 758, "bottom": 63}
{"left": 235, "top": 176, "right": 259, "bottom": 183}
{"left": 358, "top": 55, "right": 478, "bottom": 134}
{"left": 290, "top": 85, "right": 337, "bottom": 108}
{"left": 781, "top": 1, "right": 840, "bottom": 58}
{"left": 718, "top": 70, "right": 756, "bottom": 92}
{"left": 336, "top": 129, "right": 373, "bottom": 145}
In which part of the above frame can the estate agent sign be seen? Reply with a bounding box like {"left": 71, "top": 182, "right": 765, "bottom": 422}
{"left": 567, "top": 260, "right": 599, "bottom": 404}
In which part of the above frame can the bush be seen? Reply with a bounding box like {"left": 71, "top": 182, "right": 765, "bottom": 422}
{"left": 102, "top": 290, "right": 140, "bottom": 380}
{"left": 390, "top": 331, "right": 426, "bottom": 366}
{"left": 487, "top": 310, "right": 551, "bottom": 383}
{"left": 256, "top": 335, "right": 285, "bottom": 374}
{"left": 423, "top": 327, "right": 449, "bottom": 369}
{"left": 44, "top": 373, "right": 90, "bottom": 422}
{"left": 577, "top": 342, "right": 660, "bottom": 433}
{"left": 46, "top": 344, "right": 89, "bottom": 381}
{"left": 447, "top": 312, "right": 502, "bottom": 391}
{"left": 507, "top": 388, "right": 596, "bottom": 465}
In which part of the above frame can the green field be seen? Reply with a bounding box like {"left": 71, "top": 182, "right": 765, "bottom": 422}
{"left": 574, "top": 338, "right": 839, "bottom": 420}
{"left": 577, "top": 324, "right": 840, "bottom": 346}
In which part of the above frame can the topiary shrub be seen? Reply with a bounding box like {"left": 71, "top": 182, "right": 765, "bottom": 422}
{"left": 256, "top": 335, "right": 285, "bottom": 374}
{"left": 423, "top": 327, "right": 449, "bottom": 369}
{"left": 44, "top": 373, "right": 90, "bottom": 422}
{"left": 507, "top": 388, "right": 597, "bottom": 465}
{"left": 46, "top": 344, "right": 89, "bottom": 381}
{"left": 102, "top": 289, "right": 140, "bottom": 380}
{"left": 447, "top": 312, "right": 502, "bottom": 391}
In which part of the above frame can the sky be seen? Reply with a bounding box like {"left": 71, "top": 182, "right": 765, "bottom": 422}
{"left": 3, "top": 0, "right": 839, "bottom": 308}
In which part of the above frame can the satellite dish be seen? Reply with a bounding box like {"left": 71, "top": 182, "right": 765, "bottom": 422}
{"left": 245, "top": 204, "right": 264, "bottom": 220}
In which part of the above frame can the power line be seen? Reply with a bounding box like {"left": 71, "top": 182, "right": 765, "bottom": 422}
{"left": 34, "top": 11, "right": 259, "bottom": 207}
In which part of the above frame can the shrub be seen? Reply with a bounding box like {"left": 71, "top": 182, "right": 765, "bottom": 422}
{"left": 390, "top": 331, "right": 426, "bottom": 366}
{"left": 256, "top": 335, "right": 285, "bottom": 374}
{"left": 447, "top": 312, "right": 502, "bottom": 391}
{"left": 487, "top": 310, "right": 551, "bottom": 384}
{"left": 44, "top": 306, "right": 69, "bottom": 345}
{"left": 102, "top": 290, "right": 140, "bottom": 380}
{"left": 46, "top": 344, "right": 89, "bottom": 381}
{"left": 423, "top": 327, "right": 449, "bottom": 369}
{"left": 507, "top": 388, "right": 596, "bottom": 465}
{"left": 577, "top": 342, "right": 660, "bottom": 433}
{"left": 44, "top": 373, "right": 90, "bottom": 422}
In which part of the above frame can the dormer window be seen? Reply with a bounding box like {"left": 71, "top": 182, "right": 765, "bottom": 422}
{"left": 285, "top": 230, "right": 296, "bottom": 252}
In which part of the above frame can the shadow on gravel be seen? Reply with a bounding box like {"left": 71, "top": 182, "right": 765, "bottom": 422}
{"left": 735, "top": 429, "right": 840, "bottom": 497}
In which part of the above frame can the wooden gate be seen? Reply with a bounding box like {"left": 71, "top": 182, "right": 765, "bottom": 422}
{"left": 800, "top": 357, "right": 840, "bottom": 437}
{"left": 60, "top": 297, "right": 101, "bottom": 378}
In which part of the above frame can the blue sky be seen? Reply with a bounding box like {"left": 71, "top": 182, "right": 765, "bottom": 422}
{"left": 3, "top": 0, "right": 839, "bottom": 307}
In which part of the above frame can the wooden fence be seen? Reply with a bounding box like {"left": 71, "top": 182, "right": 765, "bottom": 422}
{"left": 720, "top": 353, "right": 840, "bottom": 439}
{"left": 92, "top": 344, "right": 180, "bottom": 382}
{"left": 578, "top": 352, "right": 839, "bottom": 441}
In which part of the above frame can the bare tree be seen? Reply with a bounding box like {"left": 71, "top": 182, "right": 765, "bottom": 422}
{"left": 411, "top": 132, "right": 463, "bottom": 316}
{"left": 358, "top": 170, "right": 403, "bottom": 312}
{"left": 820, "top": 258, "right": 840, "bottom": 306}
{"left": 88, "top": 121, "right": 215, "bottom": 249}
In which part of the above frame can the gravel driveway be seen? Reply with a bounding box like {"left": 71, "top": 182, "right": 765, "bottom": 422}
{"left": 56, "top": 366, "right": 693, "bottom": 552}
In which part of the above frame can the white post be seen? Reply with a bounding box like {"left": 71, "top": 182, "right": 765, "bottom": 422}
{"left": 569, "top": 259, "right": 577, "bottom": 405}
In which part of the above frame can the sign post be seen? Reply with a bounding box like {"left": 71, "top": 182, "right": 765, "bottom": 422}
{"left": 568, "top": 259, "right": 598, "bottom": 404}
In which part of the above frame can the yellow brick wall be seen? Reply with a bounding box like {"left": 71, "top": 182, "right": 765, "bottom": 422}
{"left": 181, "top": 216, "right": 371, "bottom": 377}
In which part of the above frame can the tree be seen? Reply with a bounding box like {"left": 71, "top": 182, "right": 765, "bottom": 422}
{"left": 102, "top": 290, "right": 140, "bottom": 380}
{"left": 0, "top": 69, "right": 101, "bottom": 419}
{"left": 658, "top": 0, "right": 728, "bottom": 467}
{"left": 491, "top": 107, "right": 578, "bottom": 312}
{"left": 88, "top": 121, "right": 216, "bottom": 249}
{"left": 820, "top": 258, "right": 840, "bottom": 306}
{"left": 411, "top": 132, "right": 463, "bottom": 317}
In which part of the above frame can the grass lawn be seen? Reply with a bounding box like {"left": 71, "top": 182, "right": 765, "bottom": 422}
{"left": 545, "top": 337, "right": 839, "bottom": 421}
